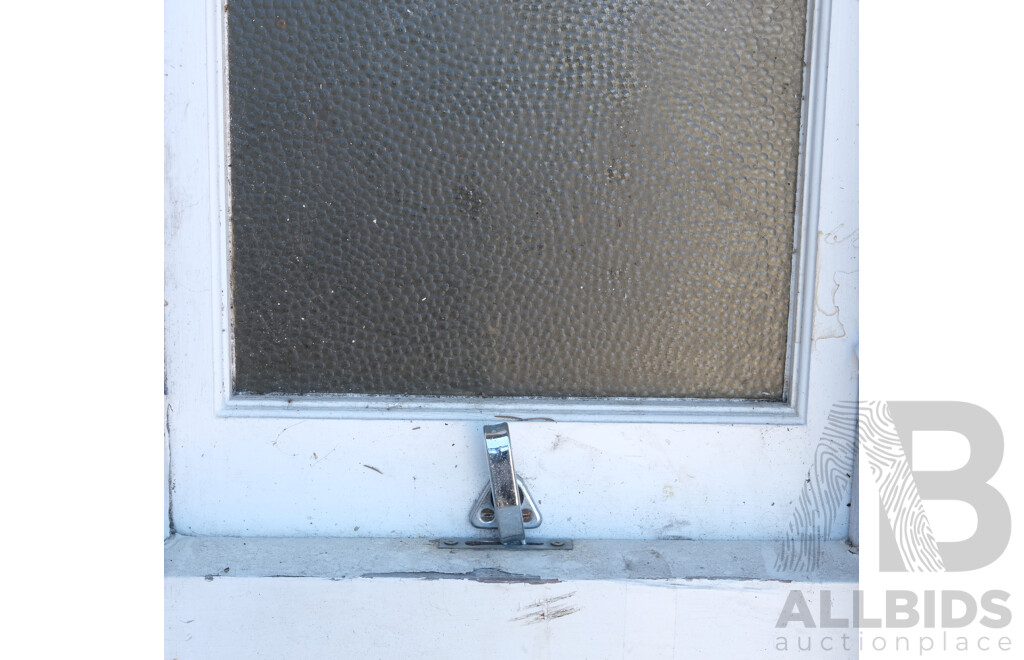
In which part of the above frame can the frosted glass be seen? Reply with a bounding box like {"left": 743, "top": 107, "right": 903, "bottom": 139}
{"left": 229, "top": 0, "right": 807, "bottom": 398}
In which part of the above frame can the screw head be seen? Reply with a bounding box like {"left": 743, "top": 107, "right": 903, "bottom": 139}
{"left": 550, "top": 540, "right": 565, "bottom": 547}
{"left": 443, "top": 539, "right": 459, "bottom": 546}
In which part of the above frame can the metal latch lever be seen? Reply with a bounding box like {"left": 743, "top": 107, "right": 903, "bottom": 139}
{"left": 482, "top": 422, "right": 526, "bottom": 544}
{"left": 440, "top": 422, "right": 571, "bottom": 550}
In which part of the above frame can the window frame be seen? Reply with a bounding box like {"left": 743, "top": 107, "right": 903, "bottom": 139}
{"left": 165, "top": 0, "right": 857, "bottom": 540}
{"left": 209, "top": 0, "right": 830, "bottom": 425}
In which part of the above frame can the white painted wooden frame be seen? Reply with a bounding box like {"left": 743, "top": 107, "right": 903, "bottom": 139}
{"left": 214, "top": 0, "right": 830, "bottom": 426}
{"left": 165, "top": 0, "right": 858, "bottom": 539}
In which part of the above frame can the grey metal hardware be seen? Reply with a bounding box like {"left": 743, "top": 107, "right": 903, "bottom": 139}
{"left": 482, "top": 422, "right": 526, "bottom": 544}
{"left": 438, "top": 538, "right": 573, "bottom": 550}
{"left": 439, "top": 422, "right": 569, "bottom": 550}
{"left": 469, "top": 476, "right": 542, "bottom": 530}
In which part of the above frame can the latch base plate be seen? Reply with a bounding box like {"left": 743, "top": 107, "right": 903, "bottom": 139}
{"left": 469, "top": 476, "right": 543, "bottom": 529}
{"left": 437, "top": 538, "right": 573, "bottom": 550}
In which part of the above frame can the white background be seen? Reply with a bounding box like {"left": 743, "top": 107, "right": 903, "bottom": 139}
{"left": 2, "top": 0, "right": 1022, "bottom": 656}
{"left": 859, "top": 1, "right": 1023, "bottom": 658}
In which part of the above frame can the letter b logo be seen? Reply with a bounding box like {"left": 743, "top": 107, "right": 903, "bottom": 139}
{"left": 861, "top": 402, "right": 1011, "bottom": 571}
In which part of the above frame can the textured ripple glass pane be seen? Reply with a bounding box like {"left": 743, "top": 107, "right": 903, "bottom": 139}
{"left": 228, "top": 0, "right": 808, "bottom": 399}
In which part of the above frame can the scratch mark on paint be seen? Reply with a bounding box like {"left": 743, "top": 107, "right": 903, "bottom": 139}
{"left": 271, "top": 421, "right": 306, "bottom": 457}
{"left": 495, "top": 415, "right": 556, "bottom": 422}
{"left": 310, "top": 445, "right": 339, "bottom": 467}
{"left": 822, "top": 224, "right": 859, "bottom": 247}
{"left": 511, "top": 591, "right": 580, "bottom": 624}
{"left": 363, "top": 464, "right": 383, "bottom": 475}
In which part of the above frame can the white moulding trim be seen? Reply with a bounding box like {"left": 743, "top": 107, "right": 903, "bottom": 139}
{"left": 205, "top": 0, "right": 833, "bottom": 425}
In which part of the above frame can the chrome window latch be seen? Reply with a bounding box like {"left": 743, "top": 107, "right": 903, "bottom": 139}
{"left": 438, "top": 422, "right": 571, "bottom": 550}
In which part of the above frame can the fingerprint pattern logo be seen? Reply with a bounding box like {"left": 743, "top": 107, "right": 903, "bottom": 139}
{"left": 774, "top": 402, "right": 858, "bottom": 572}
{"left": 859, "top": 400, "right": 944, "bottom": 571}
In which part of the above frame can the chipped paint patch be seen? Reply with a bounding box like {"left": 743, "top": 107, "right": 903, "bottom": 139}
{"left": 362, "top": 568, "right": 559, "bottom": 585}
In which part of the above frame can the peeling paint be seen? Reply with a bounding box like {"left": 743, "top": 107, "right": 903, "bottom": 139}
{"left": 623, "top": 548, "right": 672, "bottom": 579}
{"left": 813, "top": 260, "right": 858, "bottom": 347}
{"left": 361, "top": 568, "right": 559, "bottom": 585}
